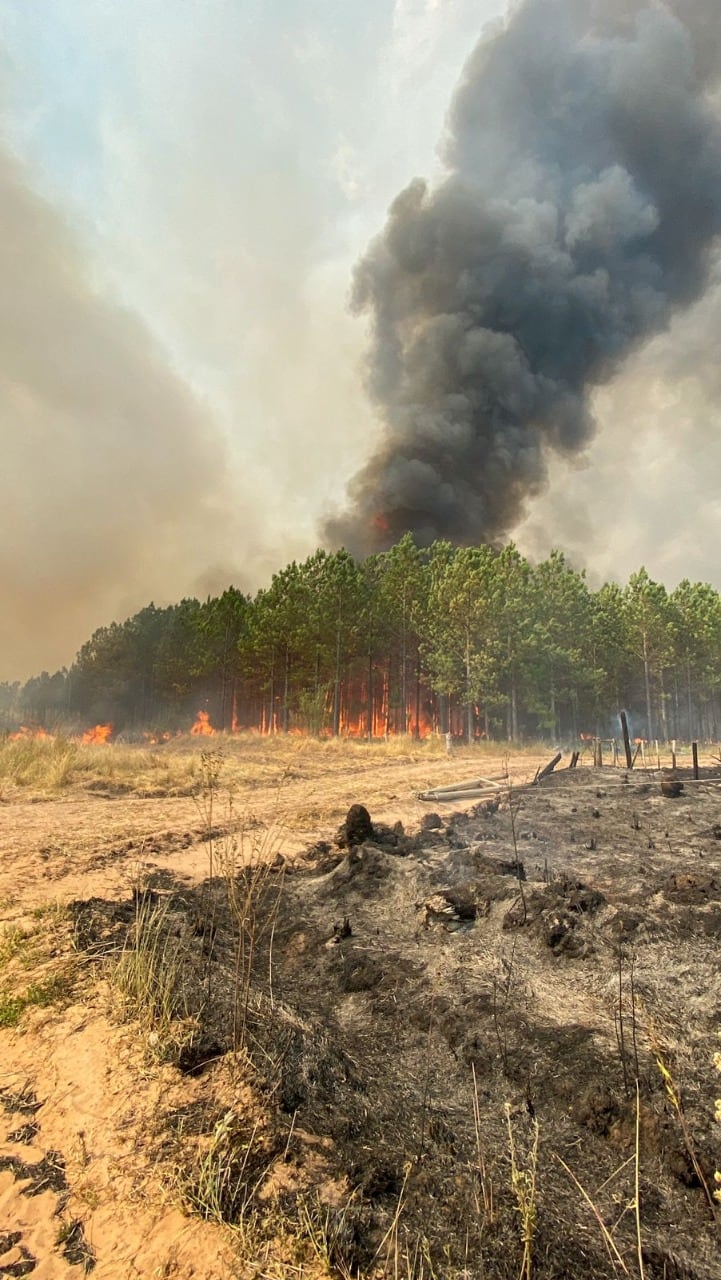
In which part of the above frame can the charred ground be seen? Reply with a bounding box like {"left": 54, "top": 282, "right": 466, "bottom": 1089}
{"left": 1, "top": 744, "right": 720, "bottom": 1278}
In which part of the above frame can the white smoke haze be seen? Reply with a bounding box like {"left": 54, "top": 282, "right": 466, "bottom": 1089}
{"left": 0, "top": 142, "right": 243, "bottom": 680}
{"left": 0, "top": 0, "right": 498, "bottom": 680}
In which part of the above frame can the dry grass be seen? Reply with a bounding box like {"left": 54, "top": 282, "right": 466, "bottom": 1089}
{"left": 0, "top": 730, "right": 549, "bottom": 803}
{"left": 0, "top": 735, "right": 200, "bottom": 795}
{"left": 112, "top": 892, "right": 205, "bottom": 1065}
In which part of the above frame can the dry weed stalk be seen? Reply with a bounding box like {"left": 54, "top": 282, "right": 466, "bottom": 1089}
{"left": 651, "top": 1037, "right": 717, "bottom": 1221}
{"left": 713, "top": 1034, "right": 721, "bottom": 1205}
{"left": 505, "top": 1103, "right": 539, "bottom": 1280}
{"left": 555, "top": 1154, "right": 630, "bottom": 1275}
{"left": 492, "top": 940, "right": 518, "bottom": 1077}
{"left": 505, "top": 759, "right": 528, "bottom": 924}
{"left": 632, "top": 1083, "right": 646, "bottom": 1280}
{"left": 555, "top": 1088, "right": 648, "bottom": 1280}
{"left": 614, "top": 948, "right": 640, "bottom": 1097}
{"left": 371, "top": 1163, "right": 436, "bottom": 1279}
{"left": 470, "top": 1064, "right": 495, "bottom": 1225}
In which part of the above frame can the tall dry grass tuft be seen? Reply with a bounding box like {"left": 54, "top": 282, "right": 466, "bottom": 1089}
{"left": 196, "top": 748, "right": 285, "bottom": 1051}
{"left": 183, "top": 1108, "right": 267, "bottom": 1231}
{"left": 113, "top": 892, "right": 201, "bottom": 1063}
{"left": 0, "top": 735, "right": 199, "bottom": 795}
{"left": 0, "top": 736, "right": 79, "bottom": 790}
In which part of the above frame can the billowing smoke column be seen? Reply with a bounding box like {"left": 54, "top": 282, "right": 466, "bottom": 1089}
{"left": 325, "top": 0, "right": 721, "bottom": 554}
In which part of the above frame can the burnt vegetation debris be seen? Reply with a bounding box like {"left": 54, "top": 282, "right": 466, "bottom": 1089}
{"left": 66, "top": 776, "right": 721, "bottom": 1278}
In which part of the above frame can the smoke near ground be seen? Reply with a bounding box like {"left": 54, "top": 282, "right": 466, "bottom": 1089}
{"left": 324, "top": 0, "right": 721, "bottom": 555}
{"left": 0, "top": 143, "right": 237, "bottom": 681}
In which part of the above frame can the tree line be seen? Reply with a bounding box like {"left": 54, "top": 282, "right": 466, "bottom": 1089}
{"left": 2, "top": 537, "right": 721, "bottom": 743}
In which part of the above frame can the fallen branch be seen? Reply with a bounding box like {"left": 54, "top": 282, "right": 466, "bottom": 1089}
{"left": 533, "top": 753, "right": 563, "bottom": 785}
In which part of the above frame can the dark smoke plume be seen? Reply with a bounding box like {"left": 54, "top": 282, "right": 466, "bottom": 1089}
{"left": 325, "top": 0, "right": 721, "bottom": 554}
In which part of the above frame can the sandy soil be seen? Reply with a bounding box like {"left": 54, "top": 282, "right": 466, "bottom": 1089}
{"left": 1, "top": 738, "right": 720, "bottom": 1278}
{"left": 0, "top": 742, "right": 545, "bottom": 914}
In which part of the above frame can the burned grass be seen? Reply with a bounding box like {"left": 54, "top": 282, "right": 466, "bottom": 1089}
{"left": 55, "top": 764, "right": 721, "bottom": 1277}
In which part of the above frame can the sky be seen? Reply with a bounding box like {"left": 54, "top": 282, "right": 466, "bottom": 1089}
{"left": 2, "top": 0, "right": 721, "bottom": 680}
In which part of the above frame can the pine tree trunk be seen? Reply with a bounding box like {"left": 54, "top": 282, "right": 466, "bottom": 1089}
{"left": 332, "top": 601, "right": 343, "bottom": 737}
{"left": 511, "top": 674, "right": 519, "bottom": 742}
{"left": 282, "top": 645, "right": 290, "bottom": 734}
{"left": 465, "top": 625, "right": 473, "bottom": 744}
{"left": 643, "top": 630, "right": 654, "bottom": 741}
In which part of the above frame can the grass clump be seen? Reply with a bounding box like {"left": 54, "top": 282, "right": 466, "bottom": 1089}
{"left": 506, "top": 1105, "right": 540, "bottom": 1280}
{"left": 112, "top": 892, "right": 204, "bottom": 1065}
{"left": 0, "top": 735, "right": 79, "bottom": 790}
{"left": 0, "top": 925, "right": 33, "bottom": 966}
{"left": 183, "top": 1109, "right": 267, "bottom": 1228}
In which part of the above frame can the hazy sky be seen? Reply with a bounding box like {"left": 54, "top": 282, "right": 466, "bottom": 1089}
{"left": 2, "top": 0, "right": 721, "bottom": 679}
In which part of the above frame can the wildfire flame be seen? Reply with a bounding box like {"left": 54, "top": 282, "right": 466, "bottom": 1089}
{"left": 9, "top": 726, "right": 53, "bottom": 741}
{"left": 190, "top": 711, "right": 215, "bottom": 737}
{"left": 81, "top": 723, "right": 113, "bottom": 745}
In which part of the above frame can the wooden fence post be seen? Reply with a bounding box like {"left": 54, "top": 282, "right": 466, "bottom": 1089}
{"left": 620, "top": 712, "right": 633, "bottom": 769}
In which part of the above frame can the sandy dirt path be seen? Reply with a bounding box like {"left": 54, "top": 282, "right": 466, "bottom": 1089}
{"left": 0, "top": 744, "right": 548, "bottom": 915}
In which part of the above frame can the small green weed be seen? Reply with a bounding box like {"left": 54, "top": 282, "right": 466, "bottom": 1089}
{"left": 0, "top": 973, "right": 73, "bottom": 1027}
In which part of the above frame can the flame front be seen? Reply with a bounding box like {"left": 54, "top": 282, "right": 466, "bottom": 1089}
{"left": 9, "top": 726, "right": 53, "bottom": 741}
{"left": 190, "top": 711, "right": 215, "bottom": 736}
{"left": 81, "top": 723, "right": 113, "bottom": 744}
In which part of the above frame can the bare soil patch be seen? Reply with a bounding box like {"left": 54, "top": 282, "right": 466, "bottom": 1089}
{"left": 1, "top": 738, "right": 720, "bottom": 1277}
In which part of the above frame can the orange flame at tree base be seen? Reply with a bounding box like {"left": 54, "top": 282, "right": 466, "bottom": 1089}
{"left": 81, "top": 724, "right": 113, "bottom": 745}
{"left": 190, "top": 711, "right": 215, "bottom": 737}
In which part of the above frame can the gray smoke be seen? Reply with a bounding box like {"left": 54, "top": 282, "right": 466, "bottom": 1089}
{"left": 0, "top": 142, "right": 238, "bottom": 681}
{"left": 325, "top": 0, "right": 721, "bottom": 554}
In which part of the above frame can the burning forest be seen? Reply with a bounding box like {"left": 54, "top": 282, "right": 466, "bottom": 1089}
{"left": 5, "top": 546, "right": 721, "bottom": 749}
{"left": 5, "top": 3, "right": 721, "bottom": 1278}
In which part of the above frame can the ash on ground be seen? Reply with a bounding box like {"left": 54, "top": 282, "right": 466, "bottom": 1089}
{"left": 75, "top": 768, "right": 721, "bottom": 1279}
